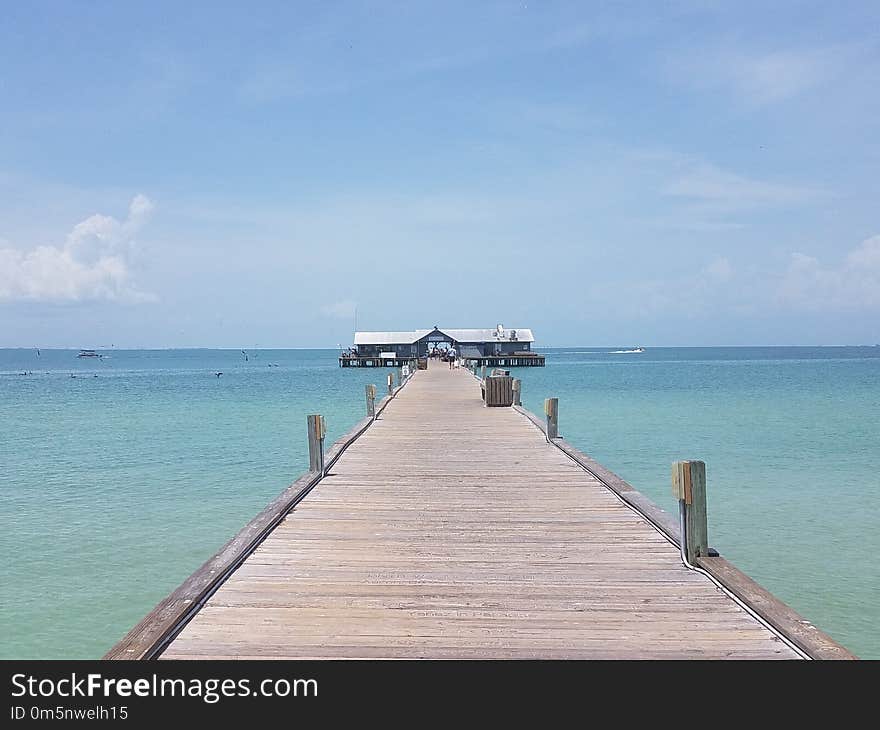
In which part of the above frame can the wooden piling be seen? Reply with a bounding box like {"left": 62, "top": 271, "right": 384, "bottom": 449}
{"left": 365, "top": 384, "right": 376, "bottom": 418}
{"left": 672, "top": 460, "right": 708, "bottom": 563}
{"left": 387, "top": 372, "right": 394, "bottom": 395}
{"left": 512, "top": 378, "right": 521, "bottom": 406}
{"left": 307, "top": 414, "right": 326, "bottom": 474}
{"left": 544, "top": 397, "right": 559, "bottom": 439}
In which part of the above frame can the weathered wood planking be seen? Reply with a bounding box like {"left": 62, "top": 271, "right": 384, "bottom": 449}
{"left": 157, "top": 361, "right": 839, "bottom": 660}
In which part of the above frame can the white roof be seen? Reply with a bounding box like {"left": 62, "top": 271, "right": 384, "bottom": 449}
{"left": 354, "top": 330, "right": 430, "bottom": 345}
{"left": 354, "top": 327, "right": 534, "bottom": 345}
{"left": 442, "top": 328, "right": 534, "bottom": 343}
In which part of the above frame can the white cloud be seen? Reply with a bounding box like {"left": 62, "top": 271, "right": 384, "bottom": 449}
{"left": 664, "top": 163, "right": 821, "bottom": 210}
{"left": 667, "top": 44, "right": 854, "bottom": 105}
{"left": 320, "top": 299, "right": 357, "bottom": 319}
{"left": 727, "top": 49, "right": 834, "bottom": 104}
{"left": 777, "top": 235, "right": 880, "bottom": 311}
{"left": 578, "top": 236, "right": 880, "bottom": 324}
{"left": 0, "top": 195, "right": 156, "bottom": 303}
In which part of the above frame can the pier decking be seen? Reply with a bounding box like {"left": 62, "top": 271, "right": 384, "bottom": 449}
{"left": 140, "top": 361, "right": 835, "bottom": 660}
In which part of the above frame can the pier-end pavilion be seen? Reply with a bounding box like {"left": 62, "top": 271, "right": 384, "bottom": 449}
{"left": 339, "top": 325, "right": 544, "bottom": 367}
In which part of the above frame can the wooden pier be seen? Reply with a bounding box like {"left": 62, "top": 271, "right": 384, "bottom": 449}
{"left": 339, "top": 355, "right": 418, "bottom": 368}
{"left": 339, "top": 353, "right": 545, "bottom": 368}
{"left": 463, "top": 353, "right": 545, "bottom": 368}
{"left": 106, "top": 360, "right": 855, "bottom": 660}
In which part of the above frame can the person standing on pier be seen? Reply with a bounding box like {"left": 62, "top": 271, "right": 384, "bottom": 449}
{"left": 448, "top": 346, "right": 456, "bottom": 369}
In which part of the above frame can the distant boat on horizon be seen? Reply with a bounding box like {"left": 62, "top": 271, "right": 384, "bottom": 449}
{"left": 77, "top": 349, "right": 100, "bottom": 358}
{"left": 610, "top": 347, "right": 645, "bottom": 354}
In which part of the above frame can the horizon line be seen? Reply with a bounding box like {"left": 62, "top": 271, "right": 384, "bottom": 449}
{"left": 2, "top": 343, "right": 878, "bottom": 351}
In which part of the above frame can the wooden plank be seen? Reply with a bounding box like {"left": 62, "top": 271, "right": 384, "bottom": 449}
{"left": 515, "top": 405, "right": 682, "bottom": 544}
{"left": 485, "top": 375, "right": 514, "bottom": 406}
{"left": 151, "top": 360, "right": 844, "bottom": 660}
{"left": 620, "top": 491, "right": 681, "bottom": 544}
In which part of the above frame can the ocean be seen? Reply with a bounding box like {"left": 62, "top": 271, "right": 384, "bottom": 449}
{"left": 1, "top": 347, "right": 877, "bottom": 659}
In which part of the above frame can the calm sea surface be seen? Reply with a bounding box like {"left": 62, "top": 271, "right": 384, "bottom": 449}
{"left": 1, "top": 347, "right": 877, "bottom": 658}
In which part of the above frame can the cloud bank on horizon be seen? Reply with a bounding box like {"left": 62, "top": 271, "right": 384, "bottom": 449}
{"left": 0, "top": 1, "right": 877, "bottom": 347}
{"left": 0, "top": 195, "right": 155, "bottom": 303}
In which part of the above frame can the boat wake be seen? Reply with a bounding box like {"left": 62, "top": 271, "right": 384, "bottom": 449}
{"left": 610, "top": 348, "right": 645, "bottom": 354}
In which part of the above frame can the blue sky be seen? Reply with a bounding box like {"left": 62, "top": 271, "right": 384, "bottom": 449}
{"left": 1, "top": 1, "right": 878, "bottom": 347}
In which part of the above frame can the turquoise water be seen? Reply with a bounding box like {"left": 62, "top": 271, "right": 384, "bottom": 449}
{"left": 1, "top": 347, "right": 877, "bottom": 658}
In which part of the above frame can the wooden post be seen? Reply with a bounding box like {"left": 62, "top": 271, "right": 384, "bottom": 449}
{"left": 512, "top": 378, "right": 521, "bottom": 406}
{"left": 387, "top": 372, "right": 394, "bottom": 395}
{"left": 480, "top": 365, "right": 486, "bottom": 381}
{"left": 671, "top": 460, "right": 708, "bottom": 562}
{"left": 365, "top": 384, "right": 376, "bottom": 419}
{"left": 397, "top": 366, "right": 403, "bottom": 387}
{"left": 307, "top": 414, "right": 326, "bottom": 475}
{"left": 544, "top": 397, "right": 558, "bottom": 439}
